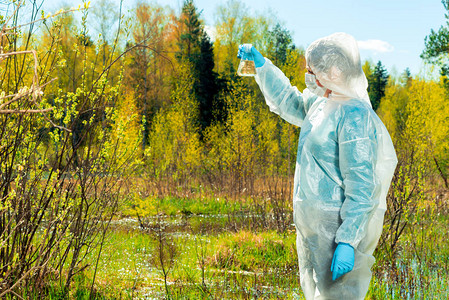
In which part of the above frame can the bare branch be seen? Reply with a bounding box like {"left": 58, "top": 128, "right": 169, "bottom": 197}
{"left": 0, "top": 108, "right": 53, "bottom": 114}
{"left": 0, "top": 0, "right": 24, "bottom": 39}
{"left": 0, "top": 49, "right": 71, "bottom": 131}
{"left": 0, "top": 266, "right": 36, "bottom": 298}
{"left": 2, "top": 7, "right": 86, "bottom": 33}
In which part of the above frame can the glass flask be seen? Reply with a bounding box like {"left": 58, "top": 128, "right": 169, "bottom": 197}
{"left": 237, "top": 44, "right": 256, "bottom": 77}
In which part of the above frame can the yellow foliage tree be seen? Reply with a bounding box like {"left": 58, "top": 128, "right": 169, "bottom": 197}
{"left": 378, "top": 77, "right": 449, "bottom": 187}
{"left": 277, "top": 48, "right": 304, "bottom": 175}
{"left": 213, "top": 0, "right": 273, "bottom": 74}
{"left": 210, "top": 80, "right": 258, "bottom": 194}
{"left": 106, "top": 90, "right": 143, "bottom": 168}
{"left": 144, "top": 63, "right": 202, "bottom": 192}
{"left": 281, "top": 48, "right": 307, "bottom": 90}
{"left": 377, "top": 80, "right": 409, "bottom": 143}
{"left": 405, "top": 79, "right": 449, "bottom": 182}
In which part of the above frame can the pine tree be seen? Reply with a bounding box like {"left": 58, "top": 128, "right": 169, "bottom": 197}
{"left": 367, "top": 61, "right": 389, "bottom": 111}
{"left": 196, "top": 32, "right": 225, "bottom": 132}
{"left": 421, "top": 0, "right": 449, "bottom": 90}
{"left": 400, "top": 68, "right": 412, "bottom": 87}
{"left": 177, "top": 0, "right": 202, "bottom": 62}
{"left": 176, "top": 0, "right": 223, "bottom": 136}
{"left": 421, "top": 0, "right": 449, "bottom": 64}
{"left": 267, "top": 23, "right": 295, "bottom": 66}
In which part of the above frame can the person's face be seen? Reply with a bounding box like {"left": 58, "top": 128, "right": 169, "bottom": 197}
{"left": 307, "top": 66, "right": 331, "bottom": 97}
{"left": 306, "top": 67, "right": 324, "bottom": 87}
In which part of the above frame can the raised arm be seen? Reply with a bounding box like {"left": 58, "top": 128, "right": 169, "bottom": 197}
{"left": 255, "top": 59, "right": 315, "bottom": 127}
{"left": 237, "top": 45, "right": 315, "bottom": 127}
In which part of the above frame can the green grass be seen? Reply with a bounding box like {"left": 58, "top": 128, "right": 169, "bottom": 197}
{"left": 122, "top": 194, "right": 252, "bottom": 217}
{"left": 367, "top": 209, "right": 449, "bottom": 300}
{"left": 68, "top": 210, "right": 448, "bottom": 299}
{"left": 61, "top": 222, "right": 303, "bottom": 299}
{"left": 20, "top": 197, "right": 448, "bottom": 299}
{"left": 208, "top": 230, "right": 297, "bottom": 271}
{"left": 367, "top": 260, "right": 449, "bottom": 299}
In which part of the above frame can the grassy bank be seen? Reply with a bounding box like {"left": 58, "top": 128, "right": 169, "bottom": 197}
{"left": 47, "top": 195, "right": 448, "bottom": 299}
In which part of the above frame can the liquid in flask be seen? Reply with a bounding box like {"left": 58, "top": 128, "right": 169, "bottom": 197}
{"left": 237, "top": 43, "right": 256, "bottom": 77}
{"left": 237, "top": 59, "right": 256, "bottom": 76}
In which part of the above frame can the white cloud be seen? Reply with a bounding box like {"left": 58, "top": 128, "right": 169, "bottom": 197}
{"left": 204, "top": 25, "right": 217, "bottom": 42}
{"left": 357, "top": 39, "right": 394, "bottom": 53}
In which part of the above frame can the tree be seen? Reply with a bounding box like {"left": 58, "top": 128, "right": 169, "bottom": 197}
{"left": 266, "top": 23, "right": 295, "bottom": 66}
{"left": 213, "top": 0, "right": 273, "bottom": 74}
{"left": 378, "top": 76, "right": 449, "bottom": 189}
{"left": 421, "top": 0, "right": 449, "bottom": 89}
{"left": 404, "top": 80, "right": 449, "bottom": 188}
{"left": 174, "top": 0, "right": 223, "bottom": 135}
{"left": 145, "top": 63, "right": 202, "bottom": 194}
{"left": 176, "top": 0, "right": 203, "bottom": 62}
{"left": 400, "top": 67, "right": 412, "bottom": 87}
{"left": 196, "top": 31, "right": 224, "bottom": 132}
{"left": 421, "top": 0, "right": 449, "bottom": 64}
{"left": 367, "top": 61, "right": 389, "bottom": 111}
{"left": 126, "top": 2, "right": 173, "bottom": 149}
{"left": 41, "top": 10, "right": 104, "bottom": 168}
{"left": 0, "top": 2, "right": 134, "bottom": 296}
{"left": 362, "top": 60, "right": 373, "bottom": 81}
{"left": 90, "top": 0, "right": 120, "bottom": 66}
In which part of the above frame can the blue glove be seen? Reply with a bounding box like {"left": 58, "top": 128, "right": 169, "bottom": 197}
{"left": 237, "top": 44, "right": 265, "bottom": 68}
{"left": 331, "top": 243, "right": 354, "bottom": 281}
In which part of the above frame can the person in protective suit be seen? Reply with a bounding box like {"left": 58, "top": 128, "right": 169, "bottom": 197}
{"left": 237, "top": 32, "right": 397, "bottom": 299}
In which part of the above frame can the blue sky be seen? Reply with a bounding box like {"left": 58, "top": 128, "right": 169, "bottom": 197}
{"left": 161, "top": 0, "right": 447, "bottom": 77}
{"left": 41, "top": 0, "right": 447, "bottom": 76}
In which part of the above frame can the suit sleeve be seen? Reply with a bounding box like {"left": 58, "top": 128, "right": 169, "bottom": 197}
{"left": 335, "top": 106, "right": 380, "bottom": 248}
{"left": 254, "top": 58, "right": 317, "bottom": 127}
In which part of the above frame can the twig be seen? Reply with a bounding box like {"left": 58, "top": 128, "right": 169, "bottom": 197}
{"left": 0, "top": 252, "right": 54, "bottom": 298}
{"left": 0, "top": 74, "right": 54, "bottom": 104}
{"left": 87, "top": 42, "right": 174, "bottom": 100}
{"left": 1, "top": 1, "right": 85, "bottom": 41}
{"left": 0, "top": 0, "right": 24, "bottom": 38}
{"left": 0, "top": 88, "right": 34, "bottom": 109}
{"left": 7, "top": 289, "right": 24, "bottom": 300}
{"left": 0, "top": 49, "right": 39, "bottom": 93}
{"left": 0, "top": 50, "right": 70, "bottom": 130}
{"left": 0, "top": 266, "right": 36, "bottom": 297}
{"left": 433, "top": 156, "right": 449, "bottom": 189}
{"left": 2, "top": 7, "right": 86, "bottom": 33}
{"left": 30, "top": 78, "right": 72, "bottom": 132}
{"left": 0, "top": 108, "right": 53, "bottom": 114}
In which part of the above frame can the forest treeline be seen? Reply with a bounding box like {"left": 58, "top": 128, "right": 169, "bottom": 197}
{"left": 101, "top": 0, "right": 448, "bottom": 195}
{"left": 12, "top": 0, "right": 447, "bottom": 192}
{"left": 0, "top": 0, "right": 448, "bottom": 297}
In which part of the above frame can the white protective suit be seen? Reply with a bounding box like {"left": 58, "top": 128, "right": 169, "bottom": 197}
{"left": 254, "top": 33, "right": 397, "bottom": 299}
